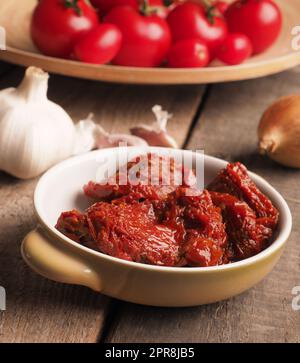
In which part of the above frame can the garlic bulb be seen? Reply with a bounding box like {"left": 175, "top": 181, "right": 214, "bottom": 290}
{"left": 0, "top": 67, "right": 75, "bottom": 179}
{"left": 258, "top": 95, "right": 300, "bottom": 168}
{"left": 130, "top": 105, "right": 178, "bottom": 148}
{"left": 0, "top": 67, "right": 172, "bottom": 180}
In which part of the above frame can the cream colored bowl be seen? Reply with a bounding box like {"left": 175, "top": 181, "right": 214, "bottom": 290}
{"left": 21, "top": 147, "right": 292, "bottom": 307}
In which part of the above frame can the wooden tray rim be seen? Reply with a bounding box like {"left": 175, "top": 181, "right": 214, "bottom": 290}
{"left": 1, "top": 46, "right": 300, "bottom": 84}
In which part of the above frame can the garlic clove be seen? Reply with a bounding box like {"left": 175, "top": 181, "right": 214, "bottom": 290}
{"left": 98, "top": 133, "right": 148, "bottom": 148}
{"left": 93, "top": 125, "right": 148, "bottom": 148}
{"left": 258, "top": 95, "right": 300, "bottom": 168}
{"left": 73, "top": 114, "right": 98, "bottom": 155}
{"left": 74, "top": 113, "right": 148, "bottom": 153}
{"left": 130, "top": 105, "right": 178, "bottom": 148}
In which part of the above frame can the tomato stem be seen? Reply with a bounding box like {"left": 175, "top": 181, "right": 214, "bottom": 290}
{"left": 64, "top": 0, "right": 82, "bottom": 16}
{"left": 201, "top": 1, "right": 221, "bottom": 25}
{"left": 139, "top": 0, "right": 152, "bottom": 15}
{"left": 139, "top": 0, "right": 168, "bottom": 16}
{"left": 140, "top": 0, "right": 147, "bottom": 12}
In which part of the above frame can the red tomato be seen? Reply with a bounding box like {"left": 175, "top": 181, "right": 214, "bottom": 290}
{"left": 167, "top": 39, "right": 209, "bottom": 68}
{"left": 73, "top": 24, "right": 122, "bottom": 64}
{"left": 167, "top": 2, "right": 228, "bottom": 58}
{"left": 90, "top": 0, "right": 163, "bottom": 14}
{"left": 212, "top": 1, "right": 229, "bottom": 14}
{"left": 90, "top": 0, "right": 138, "bottom": 13}
{"left": 105, "top": 6, "right": 171, "bottom": 67}
{"left": 31, "top": 0, "right": 99, "bottom": 58}
{"left": 217, "top": 33, "right": 252, "bottom": 65}
{"left": 225, "top": 0, "right": 282, "bottom": 55}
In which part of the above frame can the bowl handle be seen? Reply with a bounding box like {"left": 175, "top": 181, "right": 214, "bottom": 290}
{"left": 21, "top": 227, "right": 102, "bottom": 292}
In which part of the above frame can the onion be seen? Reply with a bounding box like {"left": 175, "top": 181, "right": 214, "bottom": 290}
{"left": 258, "top": 95, "right": 300, "bottom": 168}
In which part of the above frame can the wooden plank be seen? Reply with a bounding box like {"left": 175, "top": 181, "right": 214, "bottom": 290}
{"left": 106, "top": 67, "right": 300, "bottom": 343}
{"left": 0, "top": 67, "right": 206, "bottom": 342}
{"left": 46, "top": 75, "right": 206, "bottom": 147}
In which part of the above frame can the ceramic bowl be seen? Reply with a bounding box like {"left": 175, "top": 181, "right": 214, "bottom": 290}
{"left": 21, "top": 147, "right": 292, "bottom": 307}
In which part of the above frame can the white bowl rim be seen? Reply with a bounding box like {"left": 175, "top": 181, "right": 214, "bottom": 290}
{"left": 34, "top": 147, "right": 292, "bottom": 274}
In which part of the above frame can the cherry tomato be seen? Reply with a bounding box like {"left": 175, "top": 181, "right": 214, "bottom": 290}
{"left": 212, "top": 1, "right": 229, "bottom": 14}
{"left": 105, "top": 6, "right": 171, "bottom": 67}
{"left": 167, "top": 2, "right": 228, "bottom": 58}
{"left": 90, "top": 0, "right": 163, "bottom": 14}
{"left": 31, "top": 0, "right": 99, "bottom": 58}
{"left": 225, "top": 0, "right": 282, "bottom": 55}
{"left": 216, "top": 33, "right": 252, "bottom": 65}
{"left": 90, "top": 0, "right": 138, "bottom": 13}
{"left": 167, "top": 39, "right": 209, "bottom": 68}
{"left": 73, "top": 24, "right": 122, "bottom": 64}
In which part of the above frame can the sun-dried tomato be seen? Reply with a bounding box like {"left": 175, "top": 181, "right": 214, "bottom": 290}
{"left": 83, "top": 153, "right": 196, "bottom": 202}
{"left": 55, "top": 210, "right": 102, "bottom": 251}
{"left": 208, "top": 162, "right": 279, "bottom": 229}
{"left": 210, "top": 192, "right": 273, "bottom": 261}
{"left": 86, "top": 201, "right": 181, "bottom": 266}
{"left": 56, "top": 210, "right": 91, "bottom": 244}
{"left": 184, "top": 233, "right": 224, "bottom": 267}
{"left": 159, "top": 189, "right": 227, "bottom": 267}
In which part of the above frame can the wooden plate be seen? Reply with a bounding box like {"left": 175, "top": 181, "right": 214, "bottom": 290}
{"left": 0, "top": 0, "right": 300, "bottom": 84}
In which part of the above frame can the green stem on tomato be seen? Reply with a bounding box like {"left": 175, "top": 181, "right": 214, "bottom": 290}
{"left": 64, "top": 0, "right": 82, "bottom": 16}
{"left": 140, "top": 0, "right": 148, "bottom": 14}
{"left": 139, "top": 0, "right": 159, "bottom": 16}
{"left": 200, "top": 0, "right": 220, "bottom": 25}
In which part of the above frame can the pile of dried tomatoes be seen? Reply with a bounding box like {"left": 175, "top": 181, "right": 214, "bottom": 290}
{"left": 56, "top": 154, "right": 279, "bottom": 267}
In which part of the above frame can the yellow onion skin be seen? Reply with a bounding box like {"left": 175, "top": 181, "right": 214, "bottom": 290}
{"left": 258, "top": 95, "right": 300, "bottom": 168}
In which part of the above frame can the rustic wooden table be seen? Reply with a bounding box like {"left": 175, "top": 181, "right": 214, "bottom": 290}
{"left": 0, "top": 61, "right": 299, "bottom": 343}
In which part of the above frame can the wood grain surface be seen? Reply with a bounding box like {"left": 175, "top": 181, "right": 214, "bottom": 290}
{"left": 0, "top": 63, "right": 299, "bottom": 343}
{"left": 0, "top": 66, "right": 205, "bottom": 342}
{"left": 105, "top": 68, "right": 300, "bottom": 343}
